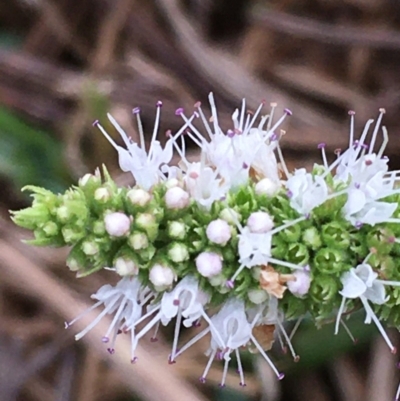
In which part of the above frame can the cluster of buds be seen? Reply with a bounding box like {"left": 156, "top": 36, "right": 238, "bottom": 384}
{"left": 12, "top": 94, "right": 400, "bottom": 395}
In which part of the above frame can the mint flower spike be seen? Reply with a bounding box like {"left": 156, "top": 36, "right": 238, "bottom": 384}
{"left": 335, "top": 259, "right": 400, "bottom": 354}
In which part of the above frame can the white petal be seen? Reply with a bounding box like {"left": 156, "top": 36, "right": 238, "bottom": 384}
{"left": 340, "top": 270, "right": 367, "bottom": 298}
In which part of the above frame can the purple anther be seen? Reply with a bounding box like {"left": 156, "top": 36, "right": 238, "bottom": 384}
{"left": 156, "top": 100, "right": 163, "bottom": 107}
{"left": 92, "top": 119, "right": 99, "bottom": 127}
{"left": 365, "top": 159, "right": 372, "bottom": 166}
{"left": 150, "top": 337, "right": 158, "bottom": 343}
{"left": 334, "top": 148, "right": 342, "bottom": 155}
{"left": 361, "top": 143, "right": 369, "bottom": 150}
{"left": 397, "top": 361, "right": 400, "bottom": 369}
{"left": 132, "top": 107, "right": 140, "bottom": 114}
{"left": 102, "top": 336, "right": 110, "bottom": 343}
{"left": 317, "top": 142, "right": 326, "bottom": 149}
{"left": 131, "top": 357, "right": 138, "bottom": 364}
{"left": 278, "top": 373, "right": 285, "bottom": 381}
{"left": 239, "top": 382, "right": 247, "bottom": 387}
{"left": 175, "top": 107, "right": 184, "bottom": 116}
{"left": 270, "top": 132, "right": 278, "bottom": 141}
{"left": 173, "top": 299, "right": 180, "bottom": 306}
{"left": 227, "top": 129, "right": 235, "bottom": 138}
{"left": 284, "top": 108, "right": 292, "bottom": 116}
{"left": 216, "top": 351, "right": 224, "bottom": 361}
{"left": 165, "top": 129, "right": 172, "bottom": 138}
{"left": 305, "top": 213, "right": 310, "bottom": 220}
{"left": 383, "top": 155, "right": 389, "bottom": 160}
{"left": 353, "top": 338, "right": 359, "bottom": 345}
{"left": 226, "top": 280, "right": 235, "bottom": 289}
{"left": 304, "top": 264, "right": 311, "bottom": 272}
{"left": 286, "top": 190, "right": 293, "bottom": 198}
{"left": 194, "top": 101, "right": 201, "bottom": 108}
{"left": 193, "top": 320, "right": 201, "bottom": 328}
{"left": 391, "top": 347, "right": 398, "bottom": 355}
{"left": 219, "top": 195, "right": 226, "bottom": 201}
{"left": 107, "top": 348, "right": 115, "bottom": 355}
{"left": 355, "top": 183, "right": 360, "bottom": 189}
{"left": 242, "top": 162, "right": 249, "bottom": 169}
{"left": 348, "top": 110, "right": 356, "bottom": 116}
{"left": 355, "top": 221, "right": 363, "bottom": 229}
{"left": 199, "top": 377, "right": 206, "bottom": 384}
{"left": 168, "top": 356, "right": 176, "bottom": 365}
{"left": 294, "top": 355, "right": 300, "bottom": 363}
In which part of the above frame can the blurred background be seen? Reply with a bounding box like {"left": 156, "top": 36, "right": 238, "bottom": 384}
{"left": 1, "top": 0, "right": 400, "bottom": 400}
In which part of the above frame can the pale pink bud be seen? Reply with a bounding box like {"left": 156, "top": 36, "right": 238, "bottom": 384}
{"left": 127, "top": 188, "right": 151, "bottom": 206}
{"left": 247, "top": 211, "right": 274, "bottom": 233}
{"left": 206, "top": 219, "right": 231, "bottom": 245}
{"left": 287, "top": 270, "right": 311, "bottom": 297}
{"left": 115, "top": 258, "right": 138, "bottom": 276}
{"left": 165, "top": 187, "right": 190, "bottom": 209}
{"left": 255, "top": 178, "right": 280, "bottom": 196}
{"left": 149, "top": 264, "right": 176, "bottom": 287}
{"left": 196, "top": 252, "right": 223, "bottom": 278}
{"left": 104, "top": 212, "right": 131, "bottom": 237}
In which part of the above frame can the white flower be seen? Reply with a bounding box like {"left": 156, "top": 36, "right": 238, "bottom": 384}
{"left": 206, "top": 219, "right": 232, "bottom": 245}
{"left": 336, "top": 263, "right": 400, "bottom": 353}
{"left": 183, "top": 161, "right": 228, "bottom": 210}
{"left": 131, "top": 276, "right": 210, "bottom": 363}
{"left": 196, "top": 252, "right": 223, "bottom": 277}
{"left": 104, "top": 212, "right": 131, "bottom": 237}
{"left": 94, "top": 105, "right": 173, "bottom": 190}
{"left": 247, "top": 211, "right": 274, "bottom": 233}
{"left": 238, "top": 227, "right": 272, "bottom": 267}
{"left": 285, "top": 169, "right": 329, "bottom": 215}
{"left": 65, "top": 277, "right": 151, "bottom": 359}
{"left": 149, "top": 264, "right": 176, "bottom": 288}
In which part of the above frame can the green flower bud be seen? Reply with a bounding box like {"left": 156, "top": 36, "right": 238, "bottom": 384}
{"left": 309, "top": 274, "right": 339, "bottom": 304}
{"left": 128, "top": 232, "right": 149, "bottom": 250}
{"left": 167, "top": 220, "right": 187, "bottom": 240}
{"left": 302, "top": 226, "right": 322, "bottom": 250}
{"left": 321, "top": 221, "right": 351, "bottom": 249}
{"left": 287, "top": 243, "right": 309, "bottom": 265}
{"left": 93, "top": 220, "right": 106, "bottom": 235}
{"left": 209, "top": 273, "right": 226, "bottom": 287}
{"left": 135, "top": 213, "right": 158, "bottom": 240}
{"left": 11, "top": 204, "right": 50, "bottom": 230}
{"left": 219, "top": 208, "right": 240, "bottom": 224}
{"left": 62, "top": 227, "right": 84, "bottom": 243}
{"left": 94, "top": 187, "right": 111, "bottom": 202}
{"left": 168, "top": 243, "right": 189, "bottom": 263}
{"left": 127, "top": 188, "right": 152, "bottom": 207}
{"left": 248, "top": 289, "right": 268, "bottom": 304}
{"left": 279, "top": 223, "right": 301, "bottom": 243}
{"left": 82, "top": 240, "right": 99, "bottom": 256}
{"left": 42, "top": 221, "right": 58, "bottom": 237}
{"left": 314, "top": 247, "right": 350, "bottom": 274}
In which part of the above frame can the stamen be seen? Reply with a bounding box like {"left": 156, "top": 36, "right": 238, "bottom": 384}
{"left": 276, "top": 139, "right": 291, "bottom": 179}
{"left": 289, "top": 316, "right": 304, "bottom": 341}
{"left": 340, "top": 319, "right": 357, "bottom": 344}
{"left": 368, "top": 109, "right": 385, "bottom": 155}
{"left": 335, "top": 296, "right": 347, "bottom": 335}
{"left": 133, "top": 107, "right": 145, "bottom": 150}
{"left": 318, "top": 143, "right": 328, "bottom": 169}
{"left": 242, "top": 102, "right": 264, "bottom": 136}
{"left": 208, "top": 93, "right": 221, "bottom": 135}
{"left": 107, "top": 114, "right": 132, "bottom": 151}
{"left": 195, "top": 101, "right": 214, "bottom": 139}
{"left": 235, "top": 348, "right": 246, "bottom": 386}
{"left": 148, "top": 102, "right": 162, "bottom": 160}
{"left": 276, "top": 320, "right": 299, "bottom": 362}
{"left": 239, "top": 99, "right": 246, "bottom": 131}
{"left": 250, "top": 333, "right": 284, "bottom": 379}
{"left": 220, "top": 355, "right": 230, "bottom": 387}
{"left": 359, "top": 296, "right": 397, "bottom": 353}
{"left": 174, "top": 327, "right": 211, "bottom": 359}
{"left": 377, "top": 126, "right": 389, "bottom": 158}
{"left": 348, "top": 110, "right": 355, "bottom": 147}
{"left": 151, "top": 321, "right": 160, "bottom": 342}
{"left": 270, "top": 216, "right": 306, "bottom": 236}
{"left": 266, "top": 103, "right": 277, "bottom": 131}
{"left": 200, "top": 349, "right": 217, "bottom": 383}
{"left": 170, "top": 308, "right": 183, "bottom": 362}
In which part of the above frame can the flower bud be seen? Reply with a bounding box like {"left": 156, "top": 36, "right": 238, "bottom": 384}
{"left": 127, "top": 188, "right": 151, "bottom": 207}
{"left": 94, "top": 187, "right": 111, "bottom": 202}
{"left": 167, "top": 221, "right": 186, "bottom": 239}
{"left": 115, "top": 257, "right": 138, "bottom": 276}
{"left": 247, "top": 211, "right": 274, "bottom": 233}
{"left": 196, "top": 252, "right": 223, "bottom": 277}
{"left": 164, "top": 187, "right": 190, "bottom": 209}
{"left": 248, "top": 289, "right": 268, "bottom": 304}
{"left": 255, "top": 178, "right": 280, "bottom": 196}
{"left": 149, "top": 264, "right": 176, "bottom": 287}
{"left": 104, "top": 212, "right": 131, "bottom": 237}
{"left": 66, "top": 256, "right": 82, "bottom": 272}
{"left": 206, "top": 219, "right": 231, "bottom": 245}
{"left": 287, "top": 270, "right": 311, "bottom": 297}
{"left": 128, "top": 232, "right": 149, "bottom": 250}
{"left": 219, "top": 208, "right": 240, "bottom": 224}
{"left": 79, "top": 173, "right": 101, "bottom": 187}
{"left": 82, "top": 241, "right": 99, "bottom": 256}
{"left": 165, "top": 178, "right": 181, "bottom": 189}
{"left": 42, "top": 221, "right": 58, "bottom": 236}
{"left": 168, "top": 243, "right": 189, "bottom": 263}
